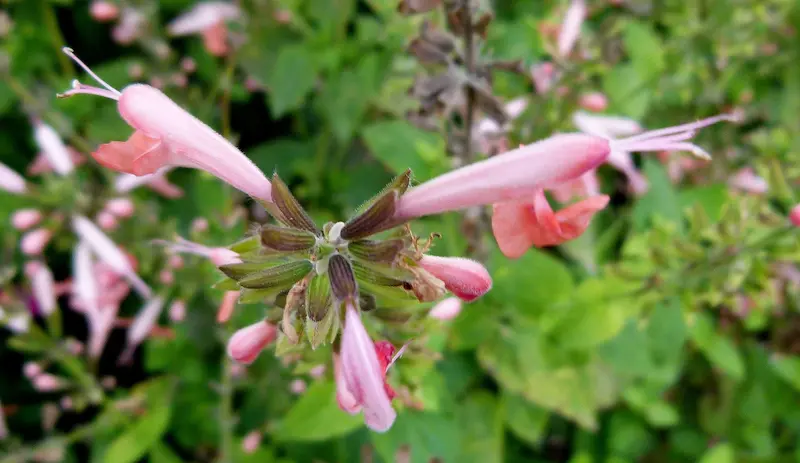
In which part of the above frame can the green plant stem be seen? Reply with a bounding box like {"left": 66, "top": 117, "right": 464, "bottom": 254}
{"left": 217, "top": 327, "right": 236, "bottom": 463}
{"left": 220, "top": 57, "right": 238, "bottom": 140}
{"left": 42, "top": 1, "right": 73, "bottom": 78}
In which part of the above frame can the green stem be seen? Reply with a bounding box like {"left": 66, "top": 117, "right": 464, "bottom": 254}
{"left": 42, "top": 1, "right": 73, "bottom": 78}
{"left": 217, "top": 326, "right": 236, "bottom": 463}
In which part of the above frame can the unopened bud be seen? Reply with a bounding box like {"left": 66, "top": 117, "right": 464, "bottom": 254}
{"left": 89, "top": 1, "right": 119, "bottom": 22}
{"left": 33, "top": 373, "right": 65, "bottom": 392}
{"left": 290, "top": 379, "right": 307, "bottom": 394}
{"left": 429, "top": 297, "right": 462, "bottom": 320}
{"left": 579, "top": 92, "right": 608, "bottom": 112}
{"left": 227, "top": 320, "right": 277, "bottom": 364}
{"left": 104, "top": 198, "right": 135, "bottom": 218}
{"left": 97, "top": 211, "right": 118, "bottom": 230}
{"left": 790, "top": 204, "right": 800, "bottom": 227}
{"left": 169, "top": 300, "right": 186, "bottom": 322}
{"left": 21, "top": 228, "right": 52, "bottom": 255}
{"left": 12, "top": 209, "right": 43, "bottom": 230}
{"left": 242, "top": 431, "right": 262, "bottom": 454}
{"left": 23, "top": 362, "right": 42, "bottom": 379}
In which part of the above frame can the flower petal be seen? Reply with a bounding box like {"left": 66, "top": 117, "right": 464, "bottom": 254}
{"left": 417, "top": 256, "right": 492, "bottom": 302}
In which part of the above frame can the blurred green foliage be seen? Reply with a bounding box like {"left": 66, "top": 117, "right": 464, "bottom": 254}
{"left": 1, "top": 0, "right": 800, "bottom": 462}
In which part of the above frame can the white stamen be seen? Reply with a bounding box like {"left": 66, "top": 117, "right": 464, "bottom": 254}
{"left": 386, "top": 343, "right": 409, "bottom": 373}
{"left": 62, "top": 47, "right": 121, "bottom": 96}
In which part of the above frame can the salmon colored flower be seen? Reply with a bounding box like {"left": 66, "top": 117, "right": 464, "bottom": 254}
{"left": 492, "top": 192, "right": 610, "bottom": 258}
{"left": 417, "top": 256, "right": 492, "bottom": 302}
{"left": 58, "top": 48, "right": 272, "bottom": 203}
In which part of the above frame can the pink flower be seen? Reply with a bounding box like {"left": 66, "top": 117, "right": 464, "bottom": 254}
{"left": 417, "top": 256, "right": 492, "bottom": 302}
{"left": 578, "top": 92, "right": 609, "bottom": 112}
{"left": 227, "top": 320, "right": 277, "bottom": 364}
{"left": 21, "top": 229, "right": 53, "bottom": 256}
{"left": 58, "top": 48, "right": 272, "bottom": 203}
{"left": 789, "top": 204, "right": 800, "bottom": 227}
{"left": 12, "top": 209, "right": 43, "bottom": 230}
{"left": 155, "top": 236, "right": 242, "bottom": 266}
{"left": 96, "top": 211, "right": 118, "bottom": 230}
{"left": 549, "top": 170, "right": 600, "bottom": 203}
{"left": 119, "top": 296, "right": 165, "bottom": 364}
{"left": 394, "top": 134, "right": 611, "bottom": 221}
{"left": 104, "top": 198, "right": 135, "bottom": 218}
{"left": 72, "top": 215, "right": 151, "bottom": 298}
{"left": 309, "top": 364, "right": 326, "bottom": 379}
{"left": 167, "top": 2, "right": 241, "bottom": 56}
{"left": 337, "top": 302, "right": 396, "bottom": 432}
{"left": 27, "top": 262, "right": 57, "bottom": 317}
{"left": 89, "top": 1, "right": 119, "bottom": 22}
{"left": 28, "top": 147, "right": 84, "bottom": 176}
{"left": 33, "top": 122, "right": 74, "bottom": 176}
{"left": 728, "top": 167, "right": 768, "bottom": 194}
{"left": 290, "top": 379, "right": 307, "bottom": 395}
{"left": 115, "top": 170, "right": 185, "bottom": 198}
{"left": 531, "top": 62, "right": 557, "bottom": 94}
{"left": 429, "top": 297, "right": 462, "bottom": 321}
{"left": 242, "top": 431, "right": 262, "bottom": 454}
{"left": 0, "top": 161, "right": 27, "bottom": 195}
{"left": 169, "top": 300, "right": 186, "bottom": 322}
{"left": 32, "top": 373, "right": 65, "bottom": 392}
{"left": 558, "top": 0, "right": 586, "bottom": 58}
{"left": 111, "top": 8, "right": 145, "bottom": 45}
{"left": 217, "top": 290, "right": 240, "bottom": 323}
{"left": 23, "top": 362, "right": 42, "bottom": 379}
{"left": 492, "top": 192, "right": 610, "bottom": 257}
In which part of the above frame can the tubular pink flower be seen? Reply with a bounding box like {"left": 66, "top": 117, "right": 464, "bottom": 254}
{"left": 492, "top": 192, "right": 609, "bottom": 258}
{"left": 611, "top": 114, "right": 739, "bottom": 160}
{"left": 58, "top": 48, "right": 272, "bottom": 203}
{"left": 169, "top": 300, "right": 187, "bottom": 322}
{"left": 114, "top": 168, "right": 182, "bottom": 198}
{"left": 12, "top": 209, "right": 43, "bottom": 230}
{"left": 168, "top": 2, "right": 241, "bottom": 56}
{"left": 155, "top": 236, "right": 242, "bottom": 266}
{"left": 119, "top": 296, "right": 165, "bottom": 363}
{"left": 417, "top": 256, "right": 492, "bottom": 302}
{"left": 217, "top": 290, "right": 240, "bottom": 323}
{"left": 33, "top": 122, "right": 74, "bottom": 176}
{"left": 72, "top": 241, "right": 99, "bottom": 315}
{"left": 89, "top": 1, "right": 119, "bottom": 22}
{"left": 339, "top": 302, "right": 396, "bottom": 432}
{"left": 21, "top": 229, "right": 52, "bottom": 256}
{"left": 789, "top": 204, "right": 800, "bottom": 227}
{"left": 579, "top": 92, "right": 609, "bottom": 112}
{"left": 104, "top": 198, "right": 135, "bottom": 218}
{"left": 557, "top": 0, "right": 586, "bottom": 57}
{"left": 395, "top": 134, "right": 610, "bottom": 220}
{"left": 550, "top": 171, "right": 600, "bottom": 203}
{"left": 27, "top": 262, "right": 57, "bottom": 317}
{"left": 227, "top": 320, "right": 277, "bottom": 364}
{"left": 72, "top": 215, "right": 151, "bottom": 298}
{"left": 728, "top": 167, "right": 768, "bottom": 195}
{"left": 333, "top": 352, "right": 361, "bottom": 413}
{"left": 429, "top": 297, "right": 462, "bottom": 321}
{"left": 32, "top": 373, "right": 65, "bottom": 392}
{"left": 0, "top": 161, "right": 27, "bottom": 195}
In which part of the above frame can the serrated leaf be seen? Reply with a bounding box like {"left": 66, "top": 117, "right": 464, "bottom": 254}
{"left": 264, "top": 45, "right": 318, "bottom": 116}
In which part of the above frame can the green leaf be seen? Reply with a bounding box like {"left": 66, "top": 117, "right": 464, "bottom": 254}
{"left": 603, "top": 64, "right": 651, "bottom": 120}
{"left": 265, "top": 45, "right": 318, "bottom": 116}
{"left": 769, "top": 355, "right": 800, "bottom": 392}
{"left": 632, "top": 160, "right": 683, "bottom": 232}
{"left": 149, "top": 443, "right": 183, "bottom": 463}
{"left": 361, "top": 120, "right": 445, "bottom": 179}
{"left": 103, "top": 405, "right": 172, "bottom": 463}
{"left": 456, "top": 393, "right": 504, "bottom": 463}
{"left": 599, "top": 321, "right": 652, "bottom": 379}
{"left": 689, "top": 313, "right": 745, "bottom": 381}
{"left": 678, "top": 184, "right": 730, "bottom": 222}
{"left": 699, "top": 443, "right": 735, "bottom": 463}
{"left": 371, "top": 411, "right": 459, "bottom": 463}
{"left": 623, "top": 21, "right": 665, "bottom": 79}
{"left": 502, "top": 392, "right": 549, "bottom": 447}
{"left": 275, "top": 380, "right": 363, "bottom": 441}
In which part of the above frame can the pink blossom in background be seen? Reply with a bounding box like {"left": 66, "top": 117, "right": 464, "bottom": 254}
{"left": 227, "top": 321, "right": 277, "bottom": 364}
{"left": 242, "top": 431, "right": 262, "bottom": 454}
{"left": 11, "top": 209, "right": 43, "bottom": 230}
{"left": 111, "top": 8, "right": 145, "bottom": 45}
{"left": 119, "top": 296, "right": 166, "bottom": 364}
{"left": 492, "top": 192, "right": 610, "bottom": 258}
{"left": 89, "top": 1, "right": 119, "bottom": 22}
{"left": 168, "top": 300, "right": 186, "bottom": 322}
{"left": 28, "top": 147, "right": 85, "bottom": 176}
{"left": 33, "top": 122, "right": 74, "bottom": 176}
{"left": 32, "top": 374, "right": 65, "bottom": 392}
{"left": 557, "top": 0, "right": 586, "bottom": 57}
{"left": 531, "top": 62, "right": 557, "bottom": 94}
{"left": 26, "top": 262, "right": 57, "bottom": 317}
{"left": 290, "top": 379, "right": 307, "bottom": 394}
{"left": 337, "top": 302, "right": 396, "bottom": 432}
{"left": 728, "top": 167, "right": 768, "bottom": 194}
{"left": 23, "top": 362, "right": 42, "bottom": 379}
{"left": 96, "top": 211, "right": 118, "bottom": 230}
{"left": 429, "top": 297, "right": 462, "bottom": 321}
{"left": 180, "top": 57, "right": 197, "bottom": 73}
{"left": 309, "top": 364, "right": 326, "bottom": 379}
{"left": 21, "top": 229, "right": 53, "bottom": 256}
{"left": 417, "top": 256, "right": 492, "bottom": 302}
{"left": 217, "top": 290, "right": 240, "bottom": 323}
{"left": 0, "top": 161, "right": 27, "bottom": 194}
{"left": 578, "top": 92, "right": 609, "bottom": 112}
{"left": 115, "top": 170, "right": 185, "bottom": 198}
{"left": 167, "top": 2, "right": 241, "bottom": 56}
{"left": 789, "top": 204, "right": 800, "bottom": 227}
{"left": 104, "top": 198, "right": 135, "bottom": 218}
{"left": 158, "top": 270, "right": 174, "bottom": 284}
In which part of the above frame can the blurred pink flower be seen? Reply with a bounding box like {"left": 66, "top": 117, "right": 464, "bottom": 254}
{"left": 242, "top": 431, "right": 262, "bottom": 454}
{"left": 578, "top": 92, "right": 609, "bottom": 112}
{"left": 96, "top": 211, "right": 118, "bottom": 230}
{"left": 337, "top": 302, "right": 396, "bottom": 432}
{"left": 167, "top": 2, "right": 241, "bottom": 56}
{"left": 72, "top": 215, "right": 151, "bottom": 298}
{"left": 26, "top": 261, "right": 57, "bottom": 317}
{"left": 531, "top": 62, "right": 557, "bottom": 94}
{"left": 33, "top": 122, "right": 74, "bottom": 176}
{"left": 227, "top": 320, "right": 277, "bottom": 364}
{"left": 119, "top": 296, "right": 165, "bottom": 364}
{"left": 21, "top": 229, "right": 53, "bottom": 256}
{"left": 558, "top": 0, "right": 586, "bottom": 57}
{"left": 417, "top": 256, "right": 492, "bottom": 302}
{"left": 104, "top": 198, "right": 135, "bottom": 218}
{"left": 23, "top": 362, "right": 42, "bottom": 379}
{"left": 169, "top": 300, "right": 186, "bottom": 322}
{"left": 11, "top": 209, "right": 43, "bottom": 230}
{"left": 0, "top": 161, "right": 27, "bottom": 194}
{"left": 290, "top": 379, "right": 307, "bottom": 395}
{"left": 59, "top": 50, "right": 272, "bottom": 202}
{"left": 492, "top": 192, "right": 610, "bottom": 257}
{"left": 217, "top": 290, "right": 240, "bottom": 323}
{"left": 89, "top": 1, "right": 119, "bottom": 22}
{"left": 115, "top": 170, "right": 185, "bottom": 198}
{"left": 111, "top": 8, "right": 145, "bottom": 45}
{"left": 429, "top": 297, "right": 462, "bottom": 321}
{"left": 789, "top": 204, "right": 800, "bottom": 227}
{"left": 27, "top": 147, "right": 84, "bottom": 176}
{"left": 32, "top": 374, "right": 65, "bottom": 392}
{"left": 728, "top": 167, "right": 768, "bottom": 194}
{"left": 156, "top": 236, "right": 242, "bottom": 267}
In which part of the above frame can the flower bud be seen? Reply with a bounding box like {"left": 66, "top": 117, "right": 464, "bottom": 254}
{"left": 242, "top": 431, "right": 262, "bottom": 454}
{"left": 429, "top": 297, "right": 462, "bottom": 320}
{"left": 169, "top": 300, "right": 186, "bottom": 322}
{"left": 97, "top": 211, "right": 118, "bottom": 230}
{"left": 90, "top": 1, "right": 119, "bottom": 22}
{"left": 290, "top": 379, "right": 307, "bottom": 394}
{"left": 790, "top": 204, "right": 800, "bottom": 227}
{"left": 417, "top": 256, "right": 492, "bottom": 302}
{"left": 21, "top": 229, "right": 52, "bottom": 256}
{"left": 12, "top": 209, "right": 43, "bottom": 230}
{"left": 23, "top": 362, "right": 42, "bottom": 379}
{"left": 104, "top": 198, "right": 135, "bottom": 218}
{"left": 227, "top": 320, "right": 277, "bottom": 364}
{"left": 578, "top": 92, "right": 608, "bottom": 112}
{"left": 33, "top": 373, "right": 65, "bottom": 392}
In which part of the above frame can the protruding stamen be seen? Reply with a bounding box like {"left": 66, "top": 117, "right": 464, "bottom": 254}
{"left": 386, "top": 343, "right": 409, "bottom": 373}
{"left": 57, "top": 80, "right": 120, "bottom": 100}
{"left": 618, "top": 114, "right": 738, "bottom": 144}
{"left": 61, "top": 47, "right": 122, "bottom": 96}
